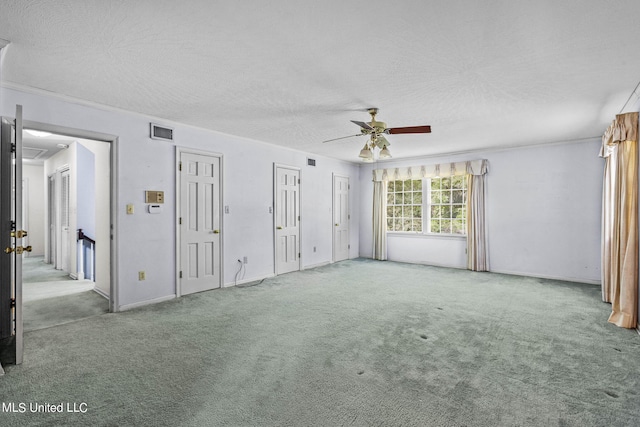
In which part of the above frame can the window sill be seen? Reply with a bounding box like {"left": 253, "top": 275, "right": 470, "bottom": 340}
{"left": 387, "top": 232, "right": 466, "bottom": 240}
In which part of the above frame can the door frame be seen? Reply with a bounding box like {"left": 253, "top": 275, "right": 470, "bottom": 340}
{"left": 22, "top": 120, "right": 119, "bottom": 312}
{"left": 175, "top": 146, "right": 224, "bottom": 296}
{"left": 273, "top": 163, "right": 302, "bottom": 275}
{"left": 332, "top": 173, "right": 350, "bottom": 263}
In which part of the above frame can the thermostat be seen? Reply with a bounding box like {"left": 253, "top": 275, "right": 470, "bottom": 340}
{"left": 148, "top": 204, "right": 162, "bottom": 214}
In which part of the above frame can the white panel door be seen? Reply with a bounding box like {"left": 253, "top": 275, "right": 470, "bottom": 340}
{"left": 333, "top": 175, "right": 349, "bottom": 262}
{"left": 0, "top": 105, "right": 24, "bottom": 365}
{"left": 59, "top": 169, "right": 70, "bottom": 273}
{"left": 275, "top": 166, "right": 300, "bottom": 275}
{"left": 179, "top": 152, "right": 221, "bottom": 295}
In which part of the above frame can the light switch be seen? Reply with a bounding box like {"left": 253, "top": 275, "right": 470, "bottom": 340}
{"left": 126, "top": 204, "right": 134, "bottom": 215}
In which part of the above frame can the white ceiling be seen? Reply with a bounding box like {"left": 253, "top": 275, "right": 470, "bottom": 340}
{"left": 1, "top": 0, "right": 640, "bottom": 162}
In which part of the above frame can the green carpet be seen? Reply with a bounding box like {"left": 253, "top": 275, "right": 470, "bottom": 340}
{"left": 1, "top": 259, "right": 638, "bottom": 426}
{"left": 23, "top": 290, "right": 109, "bottom": 332}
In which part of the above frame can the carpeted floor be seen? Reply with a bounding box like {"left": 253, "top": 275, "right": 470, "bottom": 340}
{"left": 1, "top": 259, "right": 638, "bottom": 426}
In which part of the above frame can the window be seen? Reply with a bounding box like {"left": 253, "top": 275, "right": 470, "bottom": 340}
{"left": 386, "top": 176, "right": 467, "bottom": 235}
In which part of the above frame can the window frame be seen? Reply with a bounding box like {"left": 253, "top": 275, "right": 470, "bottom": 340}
{"left": 386, "top": 176, "right": 467, "bottom": 237}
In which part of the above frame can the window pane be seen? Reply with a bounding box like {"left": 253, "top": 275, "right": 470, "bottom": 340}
{"left": 441, "top": 177, "right": 451, "bottom": 189}
{"left": 403, "top": 206, "right": 412, "bottom": 218}
{"left": 412, "top": 219, "right": 422, "bottom": 232}
{"left": 431, "top": 190, "right": 441, "bottom": 203}
{"left": 413, "top": 192, "right": 422, "bottom": 204}
{"left": 452, "top": 206, "right": 465, "bottom": 219}
{"left": 452, "top": 190, "right": 463, "bottom": 203}
{"left": 431, "top": 205, "right": 442, "bottom": 218}
{"left": 451, "top": 175, "right": 464, "bottom": 189}
{"left": 393, "top": 206, "right": 402, "bottom": 217}
{"left": 441, "top": 205, "right": 451, "bottom": 218}
{"left": 441, "top": 219, "right": 452, "bottom": 233}
{"left": 430, "top": 179, "right": 440, "bottom": 190}
{"left": 413, "top": 180, "right": 422, "bottom": 191}
{"left": 413, "top": 206, "right": 422, "bottom": 218}
{"left": 452, "top": 219, "right": 465, "bottom": 234}
{"left": 403, "top": 180, "right": 412, "bottom": 191}
{"left": 394, "top": 181, "right": 403, "bottom": 192}
{"left": 403, "top": 219, "right": 412, "bottom": 231}
{"left": 430, "top": 219, "right": 440, "bottom": 233}
{"left": 394, "top": 219, "right": 402, "bottom": 230}
{"left": 440, "top": 191, "right": 450, "bottom": 203}
{"left": 387, "top": 193, "right": 395, "bottom": 204}
{"left": 387, "top": 181, "right": 395, "bottom": 192}
{"left": 387, "top": 219, "right": 394, "bottom": 230}
{"left": 387, "top": 206, "right": 394, "bottom": 217}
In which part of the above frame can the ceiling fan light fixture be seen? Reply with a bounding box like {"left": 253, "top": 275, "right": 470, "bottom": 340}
{"left": 379, "top": 146, "right": 392, "bottom": 159}
{"left": 359, "top": 143, "right": 373, "bottom": 160}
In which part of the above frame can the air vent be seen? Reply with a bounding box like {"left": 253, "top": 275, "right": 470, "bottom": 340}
{"left": 22, "top": 147, "right": 47, "bottom": 160}
{"left": 307, "top": 158, "right": 316, "bottom": 167}
{"left": 150, "top": 123, "right": 174, "bottom": 141}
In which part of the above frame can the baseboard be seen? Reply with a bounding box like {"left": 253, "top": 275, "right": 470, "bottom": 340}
{"left": 304, "top": 261, "right": 331, "bottom": 270}
{"left": 92, "top": 286, "right": 109, "bottom": 300}
{"left": 489, "top": 269, "right": 600, "bottom": 285}
{"left": 69, "top": 273, "right": 78, "bottom": 280}
{"left": 117, "top": 294, "right": 176, "bottom": 312}
{"left": 0, "top": 362, "right": 4, "bottom": 376}
{"left": 224, "top": 273, "right": 275, "bottom": 288}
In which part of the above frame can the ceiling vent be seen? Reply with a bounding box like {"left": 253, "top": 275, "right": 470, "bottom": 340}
{"left": 150, "top": 123, "right": 174, "bottom": 141}
{"left": 22, "top": 147, "right": 47, "bottom": 160}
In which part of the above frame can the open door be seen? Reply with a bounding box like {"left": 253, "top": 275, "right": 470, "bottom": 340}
{"left": 0, "top": 105, "right": 25, "bottom": 367}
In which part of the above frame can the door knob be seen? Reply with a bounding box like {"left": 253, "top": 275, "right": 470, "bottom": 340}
{"left": 276, "top": 226, "right": 283, "bottom": 230}
{"left": 4, "top": 247, "right": 13, "bottom": 254}
{"left": 212, "top": 230, "right": 220, "bottom": 234}
{"left": 11, "top": 230, "right": 28, "bottom": 238}
{"left": 335, "top": 223, "right": 339, "bottom": 226}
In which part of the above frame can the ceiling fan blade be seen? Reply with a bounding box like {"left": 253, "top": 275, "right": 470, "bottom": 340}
{"left": 386, "top": 125, "right": 431, "bottom": 134}
{"left": 322, "top": 134, "right": 364, "bottom": 143}
{"left": 351, "top": 120, "right": 374, "bottom": 131}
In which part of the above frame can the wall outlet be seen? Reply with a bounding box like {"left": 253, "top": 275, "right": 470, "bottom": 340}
{"left": 243, "top": 256, "right": 248, "bottom": 264}
{"left": 138, "top": 271, "right": 146, "bottom": 281}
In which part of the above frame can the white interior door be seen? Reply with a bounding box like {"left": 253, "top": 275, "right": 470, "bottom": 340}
{"left": 275, "top": 165, "right": 300, "bottom": 274}
{"left": 59, "top": 169, "right": 70, "bottom": 273}
{"left": 179, "top": 151, "right": 221, "bottom": 295}
{"left": 48, "top": 175, "right": 55, "bottom": 264}
{"left": 0, "top": 105, "right": 24, "bottom": 366}
{"left": 333, "top": 175, "right": 350, "bottom": 262}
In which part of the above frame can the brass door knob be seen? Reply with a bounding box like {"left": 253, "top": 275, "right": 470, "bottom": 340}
{"left": 4, "top": 247, "right": 13, "bottom": 254}
{"left": 335, "top": 223, "right": 339, "bottom": 226}
{"left": 213, "top": 230, "right": 220, "bottom": 234}
{"left": 276, "top": 226, "right": 283, "bottom": 230}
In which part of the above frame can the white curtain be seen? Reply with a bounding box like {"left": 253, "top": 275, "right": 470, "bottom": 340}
{"left": 466, "top": 160, "right": 488, "bottom": 271}
{"left": 600, "top": 112, "right": 638, "bottom": 329}
{"left": 372, "top": 181, "right": 387, "bottom": 260}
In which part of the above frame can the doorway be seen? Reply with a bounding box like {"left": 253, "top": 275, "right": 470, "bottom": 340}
{"left": 274, "top": 164, "right": 301, "bottom": 275}
{"left": 21, "top": 129, "right": 112, "bottom": 331}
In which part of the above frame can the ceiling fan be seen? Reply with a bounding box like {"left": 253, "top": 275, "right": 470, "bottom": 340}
{"left": 323, "top": 108, "right": 431, "bottom": 161}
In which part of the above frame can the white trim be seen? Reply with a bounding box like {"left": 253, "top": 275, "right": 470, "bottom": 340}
{"left": 175, "top": 146, "right": 224, "bottom": 298}
{"left": 224, "top": 273, "right": 276, "bottom": 288}
{"left": 118, "top": 294, "right": 176, "bottom": 312}
{"left": 304, "top": 261, "right": 331, "bottom": 270}
{"left": 92, "top": 286, "right": 109, "bottom": 300}
{"left": 489, "top": 268, "right": 600, "bottom": 286}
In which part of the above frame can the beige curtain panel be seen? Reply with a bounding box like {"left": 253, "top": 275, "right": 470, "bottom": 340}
{"left": 466, "top": 160, "right": 489, "bottom": 271}
{"left": 372, "top": 181, "right": 387, "bottom": 260}
{"left": 600, "top": 111, "right": 638, "bottom": 329}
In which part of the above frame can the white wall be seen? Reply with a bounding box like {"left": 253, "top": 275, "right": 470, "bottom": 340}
{"left": 2, "top": 87, "right": 360, "bottom": 309}
{"left": 359, "top": 140, "right": 603, "bottom": 284}
{"left": 22, "top": 164, "right": 45, "bottom": 256}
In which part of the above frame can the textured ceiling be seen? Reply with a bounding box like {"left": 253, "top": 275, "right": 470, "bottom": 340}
{"left": 1, "top": 0, "right": 640, "bottom": 162}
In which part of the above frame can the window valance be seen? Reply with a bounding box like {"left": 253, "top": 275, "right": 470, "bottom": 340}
{"left": 372, "top": 159, "right": 488, "bottom": 182}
